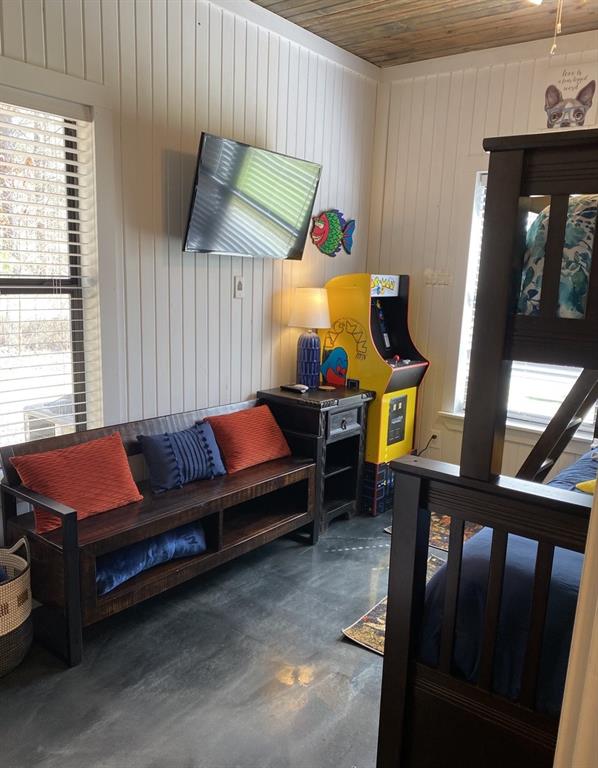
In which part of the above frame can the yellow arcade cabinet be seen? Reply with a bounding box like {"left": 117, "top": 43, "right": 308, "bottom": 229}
{"left": 320, "top": 273, "right": 428, "bottom": 515}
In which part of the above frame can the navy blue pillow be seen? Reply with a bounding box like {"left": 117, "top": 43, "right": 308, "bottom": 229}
{"left": 138, "top": 422, "right": 226, "bottom": 493}
{"left": 96, "top": 521, "right": 207, "bottom": 596}
{"left": 194, "top": 421, "right": 226, "bottom": 475}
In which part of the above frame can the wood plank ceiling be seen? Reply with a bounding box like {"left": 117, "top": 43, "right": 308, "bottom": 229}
{"left": 253, "top": 0, "right": 598, "bottom": 67}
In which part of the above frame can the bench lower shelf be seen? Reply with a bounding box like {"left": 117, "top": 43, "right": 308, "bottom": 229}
{"left": 85, "top": 486, "right": 313, "bottom": 624}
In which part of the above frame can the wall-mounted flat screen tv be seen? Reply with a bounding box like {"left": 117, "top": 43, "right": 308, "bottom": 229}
{"left": 184, "top": 133, "right": 322, "bottom": 260}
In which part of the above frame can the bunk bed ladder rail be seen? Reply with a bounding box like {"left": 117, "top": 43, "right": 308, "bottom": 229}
{"left": 517, "top": 369, "right": 598, "bottom": 483}
{"left": 461, "top": 141, "right": 598, "bottom": 484}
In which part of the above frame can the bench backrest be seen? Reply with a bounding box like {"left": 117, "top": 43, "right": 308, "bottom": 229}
{"left": 0, "top": 400, "right": 257, "bottom": 487}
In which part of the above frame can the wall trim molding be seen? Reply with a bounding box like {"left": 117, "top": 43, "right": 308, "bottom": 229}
{"left": 0, "top": 55, "right": 111, "bottom": 109}
{"left": 93, "top": 106, "right": 128, "bottom": 426}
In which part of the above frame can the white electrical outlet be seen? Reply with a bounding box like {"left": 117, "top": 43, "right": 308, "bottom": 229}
{"left": 233, "top": 274, "right": 245, "bottom": 299}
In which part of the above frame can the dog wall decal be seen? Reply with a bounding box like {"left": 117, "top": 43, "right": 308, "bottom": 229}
{"left": 545, "top": 79, "right": 596, "bottom": 128}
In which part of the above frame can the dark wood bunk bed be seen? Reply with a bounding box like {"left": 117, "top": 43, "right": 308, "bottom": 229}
{"left": 377, "top": 129, "right": 598, "bottom": 768}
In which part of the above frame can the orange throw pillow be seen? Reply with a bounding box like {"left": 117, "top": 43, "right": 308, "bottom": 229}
{"left": 206, "top": 405, "right": 291, "bottom": 474}
{"left": 10, "top": 433, "right": 143, "bottom": 534}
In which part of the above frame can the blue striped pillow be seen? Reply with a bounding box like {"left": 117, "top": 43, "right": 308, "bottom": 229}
{"left": 138, "top": 423, "right": 226, "bottom": 493}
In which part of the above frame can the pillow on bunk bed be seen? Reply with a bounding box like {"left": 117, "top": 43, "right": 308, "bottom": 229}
{"left": 518, "top": 194, "right": 598, "bottom": 319}
{"left": 576, "top": 479, "right": 596, "bottom": 494}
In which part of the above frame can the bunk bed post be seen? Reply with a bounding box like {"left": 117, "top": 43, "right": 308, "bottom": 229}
{"left": 460, "top": 149, "right": 525, "bottom": 481}
{"left": 377, "top": 473, "right": 430, "bottom": 767}
{"left": 378, "top": 129, "right": 598, "bottom": 768}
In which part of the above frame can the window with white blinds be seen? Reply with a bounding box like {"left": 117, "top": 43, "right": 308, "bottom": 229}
{"left": 0, "top": 101, "right": 101, "bottom": 447}
{"left": 455, "top": 172, "right": 593, "bottom": 432}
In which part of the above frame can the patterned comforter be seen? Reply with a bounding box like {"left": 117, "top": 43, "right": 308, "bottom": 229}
{"left": 518, "top": 194, "right": 597, "bottom": 318}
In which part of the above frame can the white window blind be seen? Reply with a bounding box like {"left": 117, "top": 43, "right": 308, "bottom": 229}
{"left": 0, "top": 101, "right": 101, "bottom": 447}
{"left": 455, "top": 172, "right": 593, "bottom": 432}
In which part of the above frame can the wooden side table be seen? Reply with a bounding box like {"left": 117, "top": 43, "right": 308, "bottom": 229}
{"left": 257, "top": 387, "right": 374, "bottom": 533}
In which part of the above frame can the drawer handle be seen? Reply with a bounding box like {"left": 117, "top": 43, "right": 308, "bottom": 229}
{"left": 341, "top": 419, "right": 347, "bottom": 430}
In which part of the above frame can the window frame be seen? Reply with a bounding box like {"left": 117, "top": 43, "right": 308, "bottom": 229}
{"left": 454, "top": 170, "right": 596, "bottom": 438}
{"left": 0, "top": 111, "right": 89, "bottom": 439}
{"left": 0, "top": 70, "right": 124, "bottom": 427}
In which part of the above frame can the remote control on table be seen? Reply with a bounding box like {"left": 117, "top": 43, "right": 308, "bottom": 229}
{"left": 280, "top": 384, "right": 309, "bottom": 393}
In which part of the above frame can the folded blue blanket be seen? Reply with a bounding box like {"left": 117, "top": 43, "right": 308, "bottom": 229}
{"left": 96, "top": 521, "right": 207, "bottom": 596}
{"left": 0, "top": 565, "right": 7, "bottom": 583}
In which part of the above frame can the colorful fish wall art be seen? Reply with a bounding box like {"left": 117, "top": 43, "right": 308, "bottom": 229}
{"left": 310, "top": 209, "right": 355, "bottom": 257}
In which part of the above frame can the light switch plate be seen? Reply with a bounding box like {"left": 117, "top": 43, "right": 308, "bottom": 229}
{"left": 233, "top": 274, "right": 245, "bottom": 299}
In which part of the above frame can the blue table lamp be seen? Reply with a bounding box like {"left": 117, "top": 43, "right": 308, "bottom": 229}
{"left": 288, "top": 287, "right": 331, "bottom": 389}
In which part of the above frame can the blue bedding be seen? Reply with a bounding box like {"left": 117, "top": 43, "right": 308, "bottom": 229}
{"left": 419, "top": 450, "right": 597, "bottom": 715}
{"left": 96, "top": 521, "right": 207, "bottom": 596}
{"left": 542, "top": 449, "right": 597, "bottom": 491}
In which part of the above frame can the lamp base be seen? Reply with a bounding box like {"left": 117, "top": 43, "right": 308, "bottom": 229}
{"left": 296, "top": 330, "right": 321, "bottom": 389}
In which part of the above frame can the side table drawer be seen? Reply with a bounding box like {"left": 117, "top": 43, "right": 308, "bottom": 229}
{"left": 328, "top": 408, "right": 361, "bottom": 439}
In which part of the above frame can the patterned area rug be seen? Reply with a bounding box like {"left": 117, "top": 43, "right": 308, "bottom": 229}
{"left": 430, "top": 514, "right": 482, "bottom": 551}
{"left": 383, "top": 513, "right": 482, "bottom": 552}
{"left": 346, "top": 515, "right": 483, "bottom": 655}
{"left": 342, "top": 554, "right": 445, "bottom": 655}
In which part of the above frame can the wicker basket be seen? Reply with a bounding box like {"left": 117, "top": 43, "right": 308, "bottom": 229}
{"left": 0, "top": 538, "right": 32, "bottom": 676}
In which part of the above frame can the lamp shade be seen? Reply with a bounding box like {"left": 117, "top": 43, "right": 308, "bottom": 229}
{"left": 288, "top": 287, "right": 331, "bottom": 329}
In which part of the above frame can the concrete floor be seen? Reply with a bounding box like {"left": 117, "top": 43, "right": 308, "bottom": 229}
{"left": 0, "top": 514, "right": 392, "bottom": 768}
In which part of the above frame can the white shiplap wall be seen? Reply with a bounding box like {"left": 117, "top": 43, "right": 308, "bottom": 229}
{"left": 368, "top": 31, "right": 598, "bottom": 473}
{"left": 0, "top": 0, "right": 378, "bottom": 423}
{"left": 3, "top": 2, "right": 595, "bottom": 473}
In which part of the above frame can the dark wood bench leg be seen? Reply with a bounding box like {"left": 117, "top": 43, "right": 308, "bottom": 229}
{"left": 32, "top": 513, "right": 83, "bottom": 666}
{"left": 308, "top": 470, "right": 318, "bottom": 545}
{"left": 1, "top": 485, "right": 17, "bottom": 546}
{"left": 62, "top": 511, "right": 83, "bottom": 666}
{"left": 310, "top": 518, "right": 319, "bottom": 545}
{"left": 2, "top": 487, "right": 82, "bottom": 665}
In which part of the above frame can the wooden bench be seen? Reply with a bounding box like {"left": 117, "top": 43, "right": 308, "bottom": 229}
{"left": 0, "top": 401, "right": 316, "bottom": 666}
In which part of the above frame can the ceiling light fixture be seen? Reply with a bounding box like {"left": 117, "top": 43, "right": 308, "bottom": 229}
{"left": 550, "top": 0, "right": 565, "bottom": 55}
{"left": 529, "top": 0, "right": 566, "bottom": 55}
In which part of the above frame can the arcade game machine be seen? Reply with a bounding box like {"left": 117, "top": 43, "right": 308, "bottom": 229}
{"left": 320, "top": 273, "right": 428, "bottom": 515}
